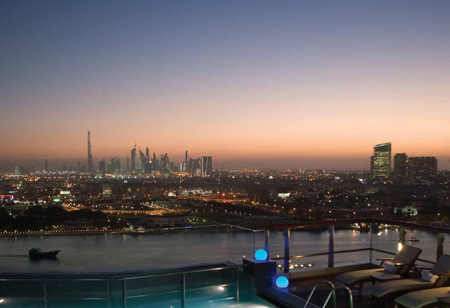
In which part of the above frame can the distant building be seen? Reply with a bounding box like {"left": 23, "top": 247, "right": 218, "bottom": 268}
{"left": 152, "top": 152, "right": 158, "bottom": 173}
{"left": 201, "top": 156, "right": 212, "bottom": 176}
{"left": 131, "top": 143, "right": 137, "bottom": 172}
{"left": 394, "top": 153, "right": 407, "bottom": 177}
{"left": 370, "top": 143, "right": 391, "bottom": 179}
{"left": 407, "top": 157, "right": 437, "bottom": 181}
{"left": 44, "top": 157, "right": 48, "bottom": 172}
{"left": 159, "top": 153, "right": 171, "bottom": 174}
{"left": 110, "top": 157, "right": 121, "bottom": 175}
{"left": 87, "top": 131, "right": 94, "bottom": 173}
{"left": 178, "top": 161, "right": 185, "bottom": 172}
{"left": 99, "top": 159, "right": 106, "bottom": 175}
{"left": 139, "top": 149, "right": 146, "bottom": 171}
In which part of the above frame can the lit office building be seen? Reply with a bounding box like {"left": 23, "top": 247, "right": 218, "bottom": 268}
{"left": 370, "top": 142, "right": 391, "bottom": 179}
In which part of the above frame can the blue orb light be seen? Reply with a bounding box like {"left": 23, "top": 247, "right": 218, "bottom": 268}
{"left": 276, "top": 276, "right": 289, "bottom": 288}
{"left": 254, "top": 249, "right": 268, "bottom": 261}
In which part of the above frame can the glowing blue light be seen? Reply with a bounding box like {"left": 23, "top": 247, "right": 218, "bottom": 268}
{"left": 254, "top": 249, "right": 268, "bottom": 261}
{"left": 276, "top": 276, "right": 289, "bottom": 288}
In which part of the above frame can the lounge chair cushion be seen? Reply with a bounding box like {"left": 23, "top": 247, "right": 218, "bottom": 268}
{"left": 366, "top": 278, "right": 433, "bottom": 298}
{"left": 421, "top": 270, "right": 439, "bottom": 284}
{"left": 395, "top": 287, "right": 450, "bottom": 308}
{"left": 383, "top": 261, "right": 401, "bottom": 274}
{"left": 336, "top": 268, "right": 384, "bottom": 285}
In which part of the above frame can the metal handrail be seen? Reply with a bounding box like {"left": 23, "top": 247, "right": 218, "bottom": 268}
{"left": 321, "top": 286, "right": 353, "bottom": 308}
{"left": 270, "top": 248, "right": 372, "bottom": 261}
{"left": 120, "top": 264, "right": 243, "bottom": 280}
{"left": 303, "top": 280, "right": 335, "bottom": 308}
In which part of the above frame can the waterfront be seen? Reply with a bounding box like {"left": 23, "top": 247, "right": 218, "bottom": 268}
{"left": 0, "top": 228, "right": 445, "bottom": 275}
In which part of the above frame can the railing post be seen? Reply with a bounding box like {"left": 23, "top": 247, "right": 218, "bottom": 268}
{"left": 399, "top": 227, "right": 406, "bottom": 246}
{"left": 437, "top": 233, "right": 444, "bottom": 261}
{"left": 264, "top": 229, "right": 270, "bottom": 259}
{"left": 235, "top": 267, "right": 240, "bottom": 303}
{"left": 284, "top": 228, "right": 290, "bottom": 273}
{"left": 181, "top": 273, "right": 186, "bottom": 308}
{"left": 122, "top": 280, "right": 127, "bottom": 308}
{"left": 43, "top": 281, "right": 48, "bottom": 308}
{"left": 328, "top": 225, "right": 334, "bottom": 268}
{"left": 369, "top": 223, "right": 373, "bottom": 263}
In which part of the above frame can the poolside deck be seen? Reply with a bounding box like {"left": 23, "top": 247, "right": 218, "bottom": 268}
{"left": 288, "top": 274, "right": 379, "bottom": 308}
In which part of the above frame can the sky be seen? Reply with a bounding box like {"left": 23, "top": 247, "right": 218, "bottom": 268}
{"left": 1, "top": 0, "right": 450, "bottom": 171}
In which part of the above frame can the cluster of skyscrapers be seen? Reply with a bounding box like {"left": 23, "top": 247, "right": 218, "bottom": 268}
{"left": 88, "top": 132, "right": 213, "bottom": 176}
{"left": 370, "top": 142, "right": 438, "bottom": 181}
{"left": 127, "top": 144, "right": 212, "bottom": 176}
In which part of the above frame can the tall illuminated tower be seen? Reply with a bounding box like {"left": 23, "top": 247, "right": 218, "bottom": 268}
{"left": 370, "top": 142, "right": 391, "bottom": 179}
{"left": 87, "top": 131, "right": 94, "bottom": 173}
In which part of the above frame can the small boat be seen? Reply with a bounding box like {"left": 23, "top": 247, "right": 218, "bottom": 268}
{"left": 408, "top": 237, "right": 420, "bottom": 242}
{"left": 29, "top": 248, "right": 61, "bottom": 260}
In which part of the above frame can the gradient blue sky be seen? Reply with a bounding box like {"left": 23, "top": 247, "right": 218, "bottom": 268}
{"left": 1, "top": 1, "right": 450, "bottom": 171}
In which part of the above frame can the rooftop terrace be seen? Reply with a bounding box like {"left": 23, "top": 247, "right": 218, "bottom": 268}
{"left": 0, "top": 218, "right": 448, "bottom": 308}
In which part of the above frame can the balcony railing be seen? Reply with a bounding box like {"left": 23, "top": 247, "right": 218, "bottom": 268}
{"left": 0, "top": 265, "right": 242, "bottom": 308}
{"left": 262, "top": 218, "right": 449, "bottom": 273}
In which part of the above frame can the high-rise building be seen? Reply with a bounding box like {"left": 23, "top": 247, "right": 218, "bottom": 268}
{"left": 159, "top": 153, "right": 171, "bottom": 174}
{"left": 152, "top": 152, "right": 158, "bottom": 172}
{"left": 201, "top": 156, "right": 213, "bottom": 176}
{"left": 407, "top": 157, "right": 438, "bottom": 181}
{"left": 99, "top": 159, "right": 106, "bottom": 175}
{"left": 44, "top": 157, "right": 48, "bottom": 172}
{"left": 111, "top": 157, "right": 121, "bottom": 175}
{"left": 139, "top": 149, "right": 146, "bottom": 171}
{"left": 77, "top": 160, "right": 81, "bottom": 172}
{"left": 178, "top": 161, "right": 184, "bottom": 172}
{"left": 131, "top": 143, "right": 136, "bottom": 172}
{"left": 394, "top": 153, "right": 407, "bottom": 177}
{"left": 185, "top": 150, "right": 189, "bottom": 172}
{"left": 370, "top": 143, "right": 391, "bottom": 179}
{"left": 87, "top": 131, "right": 94, "bottom": 173}
{"left": 146, "top": 147, "right": 150, "bottom": 159}
{"left": 126, "top": 156, "right": 130, "bottom": 172}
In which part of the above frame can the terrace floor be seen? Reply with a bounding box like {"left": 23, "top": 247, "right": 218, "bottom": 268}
{"left": 289, "top": 275, "right": 380, "bottom": 308}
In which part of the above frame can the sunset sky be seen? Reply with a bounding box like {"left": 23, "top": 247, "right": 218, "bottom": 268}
{"left": 1, "top": 1, "right": 450, "bottom": 171}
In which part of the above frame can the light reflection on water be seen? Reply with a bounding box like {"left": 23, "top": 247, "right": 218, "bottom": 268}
{"left": 0, "top": 228, "right": 446, "bottom": 274}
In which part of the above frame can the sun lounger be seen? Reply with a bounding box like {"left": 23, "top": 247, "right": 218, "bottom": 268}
{"left": 366, "top": 254, "right": 450, "bottom": 304}
{"left": 395, "top": 287, "right": 450, "bottom": 308}
{"left": 336, "top": 245, "right": 422, "bottom": 295}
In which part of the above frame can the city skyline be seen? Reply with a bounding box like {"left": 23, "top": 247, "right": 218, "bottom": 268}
{"left": 1, "top": 132, "right": 448, "bottom": 172}
{"left": 1, "top": 1, "right": 450, "bottom": 170}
